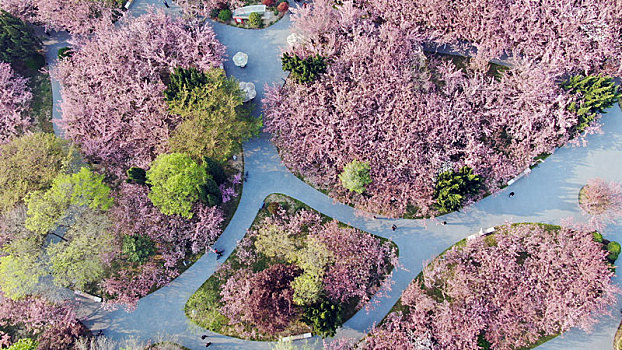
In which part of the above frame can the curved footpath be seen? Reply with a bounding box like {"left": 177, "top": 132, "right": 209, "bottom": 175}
{"left": 41, "top": 1, "right": 622, "bottom": 349}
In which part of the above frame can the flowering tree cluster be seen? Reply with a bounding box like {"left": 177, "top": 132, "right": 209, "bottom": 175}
{"left": 0, "top": 63, "right": 31, "bottom": 144}
{"left": 56, "top": 11, "right": 225, "bottom": 176}
{"left": 104, "top": 182, "right": 224, "bottom": 309}
{"left": 0, "top": 0, "right": 116, "bottom": 35}
{"left": 205, "top": 201, "right": 396, "bottom": 339}
{"left": 580, "top": 178, "right": 622, "bottom": 229}
{"left": 264, "top": 0, "right": 579, "bottom": 216}
{"left": 175, "top": 0, "right": 245, "bottom": 18}
{"left": 366, "top": 223, "right": 618, "bottom": 350}
{"left": 0, "top": 292, "right": 85, "bottom": 348}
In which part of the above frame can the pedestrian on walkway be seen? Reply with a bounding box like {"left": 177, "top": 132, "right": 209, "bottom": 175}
{"left": 442, "top": 221, "right": 447, "bottom": 225}
{"left": 244, "top": 171, "right": 249, "bottom": 182}
{"left": 205, "top": 342, "right": 212, "bottom": 348}
{"left": 509, "top": 191, "right": 515, "bottom": 198}
{"left": 391, "top": 224, "right": 397, "bottom": 231}
{"left": 201, "top": 335, "right": 209, "bottom": 340}
{"left": 162, "top": 0, "right": 170, "bottom": 8}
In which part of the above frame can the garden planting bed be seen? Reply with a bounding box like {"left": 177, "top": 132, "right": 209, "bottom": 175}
{"left": 185, "top": 194, "right": 398, "bottom": 340}
{"left": 366, "top": 223, "right": 620, "bottom": 350}
{"left": 264, "top": 0, "right": 621, "bottom": 219}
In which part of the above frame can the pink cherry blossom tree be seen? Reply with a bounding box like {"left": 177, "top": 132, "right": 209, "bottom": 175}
{"left": 0, "top": 62, "right": 31, "bottom": 144}
{"left": 55, "top": 10, "right": 225, "bottom": 177}
{"left": 365, "top": 223, "right": 618, "bottom": 350}
{"left": 0, "top": 0, "right": 114, "bottom": 35}
{"left": 580, "top": 178, "right": 622, "bottom": 229}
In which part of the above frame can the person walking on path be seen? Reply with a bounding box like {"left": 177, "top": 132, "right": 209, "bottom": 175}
{"left": 162, "top": 0, "right": 170, "bottom": 8}
{"left": 509, "top": 191, "right": 515, "bottom": 198}
{"left": 201, "top": 335, "right": 209, "bottom": 340}
{"left": 391, "top": 224, "right": 397, "bottom": 231}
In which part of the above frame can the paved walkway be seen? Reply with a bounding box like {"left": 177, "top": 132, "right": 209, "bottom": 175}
{"left": 41, "top": 2, "right": 622, "bottom": 349}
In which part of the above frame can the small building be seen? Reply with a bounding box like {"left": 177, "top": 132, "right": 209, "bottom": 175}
{"left": 232, "top": 5, "right": 266, "bottom": 23}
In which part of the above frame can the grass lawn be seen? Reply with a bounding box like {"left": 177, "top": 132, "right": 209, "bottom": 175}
{"left": 185, "top": 193, "right": 398, "bottom": 341}
{"left": 27, "top": 71, "right": 53, "bottom": 133}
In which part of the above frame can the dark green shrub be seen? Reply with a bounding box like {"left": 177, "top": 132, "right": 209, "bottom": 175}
{"left": 122, "top": 235, "right": 156, "bottom": 263}
{"left": 302, "top": 298, "right": 343, "bottom": 338}
{"left": 274, "top": 9, "right": 279, "bottom": 15}
{"left": 203, "top": 156, "right": 226, "bottom": 185}
{"left": 592, "top": 231, "right": 603, "bottom": 243}
{"left": 477, "top": 331, "right": 492, "bottom": 350}
{"left": 24, "top": 54, "right": 45, "bottom": 71}
{"left": 607, "top": 241, "right": 620, "bottom": 262}
{"left": 164, "top": 67, "right": 211, "bottom": 104}
{"left": 57, "top": 47, "right": 74, "bottom": 60}
{"left": 126, "top": 166, "right": 147, "bottom": 185}
{"left": 0, "top": 10, "right": 43, "bottom": 73}
{"left": 248, "top": 12, "right": 262, "bottom": 28}
{"left": 199, "top": 178, "right": 222, "bottom": 207}
{"left": 281, "top": 53, "right": 327, "bottom": 84}
{"left": 210, "top": 8, "right": 221, "bottom": 18}
{"left": 561, "top": 75, "right": 621, "bottom": 133}
{"left": 433, "top": 166, "right": 483, "bottom": 213}
{"left": 218, "top": 9, "right": 232, "bottom": 22}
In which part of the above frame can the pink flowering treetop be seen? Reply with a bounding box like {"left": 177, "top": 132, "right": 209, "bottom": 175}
{"left": 0, "top": 62, "right": 31, "bottom": 144}
{"left": 580, "top": 178, "right": 622, "bottom": 229}
{"left": 55, "top": 10, "right": 226, "bottom": 176}
{"left": 0, "top": 0, "right": 114, "bottom": 35}
{"left": 365, "top": 223, "right": 618, "bottom": 350}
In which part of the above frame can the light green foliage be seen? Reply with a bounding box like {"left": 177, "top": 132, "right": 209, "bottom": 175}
{"left": 0, "top": 253, "right": 46, "bottom": 300}
{"left": 122, "top": 234, "right": 156, "bottom": 264}
{"left": 561, "top": 75, "right": 621, "bottom": 133}
{"left": 281, "top": 53, "right": 327, "bottom": 84}
{"left": 0, "top": 206, "right": 46, "bottom": 299}
{"left": 248, "top": 12, "right": 262, "bottom": 27}
{"left": 185, "top": 281, "right": 229, "bottom": 331}
{"left": 592, "top": 231, "right": 603, "bottom": 243}
{"left": 0, "top": 133, "right": 70, "bottom": 213}
{"left": 165, "top": 68, "right": 261, "bottom": 162}
{"left": 338, "top": 160, "right": 372, "bottom": 194}
{"left": 433, "top": 166, "right": 483, "bottom": 213}
{"left": 301, "top": 298, "right": 343, "bottom": 338}
{"left": 254, "top": 224, "right": 299, "bottom": 262}
{"left": 65, "top": 167, "right": 113, "bottom": 210}
{"left": 608, "top": 241, "right": 621, "bottom": 262}
{"left": 25, "top": 167, "right": 112, "bottom": 234}
{"left": 7, "top": 338, "right": 38, "bottom": 350}
{"left": 290, "top": 238, "right": 334, "bottom": 305}
{"left": 146, "top": 153, "right": 207, "bottom": 218}
{"left": 46, "top": 210, "right": 115, "bottom": 289}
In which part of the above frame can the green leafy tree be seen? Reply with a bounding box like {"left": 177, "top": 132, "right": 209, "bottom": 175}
{"left": 0, "top": 206, "right": 46, "bottom": 299}
{"left": 561, "top": 75, "right": 621, "bottom": 133}
{"left": 433, "top": 166, "right": 483, "bottom": 213}
{"left": 7, "top": 338, "right": 38, "bottom": 350}
{"left": 122, "top": 234, "right": 156, "bottom": 263}
{"left": 165, "top": 68, "right": 261, "bottom": 162}
{"left": 290, "top": 238, "right": 334, "bottom": 305}
{"left": 218, "top": 9, "right": 232, "bottom": 22}
{"left": 46, "top": 210, "right": 115, "bottom": 289}
{"left": 0, "top": 11, "right": 44, "bottom": 73}
{"left": 146, "top": 153, "right": 207, "bottom": 218}
{"left": 198, "top": 177, "right": 222, "bottom": 207}
{"left": 0, "top": 247, "right": 47, "bottom": 300}
{"left": 24, "top": 167, "right": 113, "bottom": 234}
{"left": 248, "top": 12, "right": 262, "bottom": 27}
{"left": 607, "top": 241, "right": 621, "bottom": 262}
{"left": 338, "top": 160, "right": 372, "bottom": 194}
{"left": 126, "top": 166, "right": 147, "bottom": 185}
{"left": 0, "top": 133, "right": 71, "bottom": 213}
{"left": 281, "top": 53, "right": 327, "bottom": 84}
{"left": 302, "top": 297, "right": 343, "bottom": 338}
{"left": 255, "top": 224, "right": 300, "bottom": 262}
